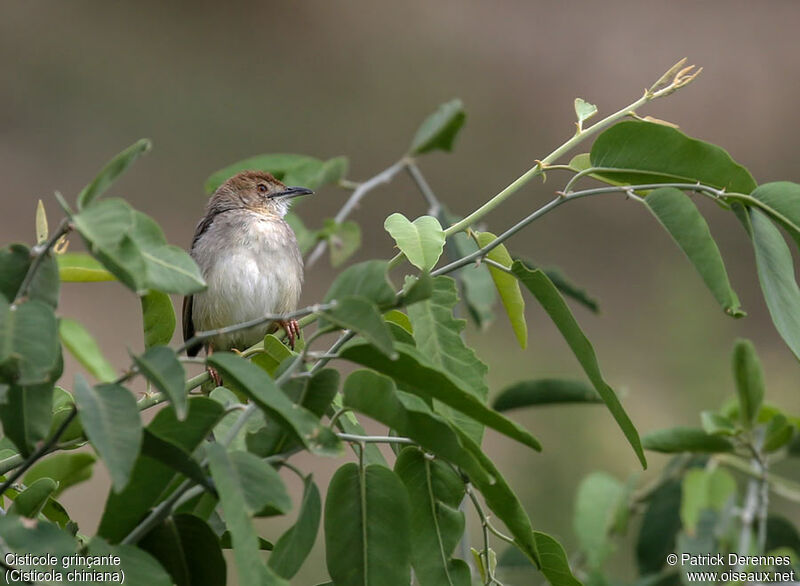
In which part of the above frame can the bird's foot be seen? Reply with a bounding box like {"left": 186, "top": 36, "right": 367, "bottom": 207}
{"left": 206, "top": 365, "right": 223, "bottom": 387}
{"left": 279, "top": 319, "right": 301, "bottom": 350}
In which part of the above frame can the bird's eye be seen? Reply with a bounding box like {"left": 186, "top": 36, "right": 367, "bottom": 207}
{"left": 257, "top": 184, "right": 268, "bottom": 194}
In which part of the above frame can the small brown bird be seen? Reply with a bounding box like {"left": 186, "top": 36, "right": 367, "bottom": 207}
{"left": 182, "top": 171, "right": 312, "bottom": 365}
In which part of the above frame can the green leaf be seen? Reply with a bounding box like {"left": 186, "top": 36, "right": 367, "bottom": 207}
{"left": 252, "top": 334, "right": 296, "bottom": 377}
{"left": 8, "top": 477, "right": 57, "bottom": 517}
{"left": 57, "top": 252, "right": 117, "bottom": 282}
{"left": 139, "top": 515, "right": 226, "bottom": 586}
{"left": 132, "top": 345, "right": 187, "bottom": 420}
{"left": 455, "top": 429, "right": 541, "bottom": 567}
{"left": 321, "top": 296, "right": 396, "bottom": 358}
{"left": 574, "top": 98, "right": 598, "bottom": 129}
{"left": 89, "top": 537, "right": 173, "bottom": 586}
{"left": 72, "top": 200, "right": 206, "bottom": 295}
{"left": 343, "top": 370, "right": 491, "bottom": 484}
{"left": 644, "top": 187, "right": 743, "bottom": 317}
{"left": 680, "top": 468, "right": 736, "bottom": 533}
{"left": 384, "top": 213, "right": 445, "bottom": 271}
{"left": 73, "top": 375, "right": 142, "bottom": 491}
{"left": 511, "top": 261, "right": 645, "bottom": 468}
{"left": 394, "top": 447, "right": 470, "bottom": 586}
{"left": 230, "top": 450, "right": 291, "bottom": 516}
{"left": 207, "top": 352, "right": 342, "bottom": 456}
{"left": 573, "top": 472, "right": 624, "bottom": 568}
{"left": 747, "top": 181, "right": 800, "bottom": 248}
{"left": 0, "top": 382, "right": 56, "bottom": 456}
{"left": 0, "top": 297, "right": 60, "bottom": 386}
{"left": 406, "top": 276, "right": 489, "bottom": 443}
{"left": 206, "top": 442, "right": 288, "bottom": 586}
{"left": 763, "top": 414, "right": 795, "bottom": 453}
{"left": 49, "top": 386, "right": 84, "bottom": 444}
{"left": 205, "top": 153, "right": 348, "bottom": 194}
{"left": 493, "top": 379, "right": 602, "bottom": 411}
{"left": 765, "top": 515, "right": 800, "bottom": 555}
{"left": 98, "top": 397, "right": 224, "bottom": 542}
{"left": 77, "top": 138, "right": 152, "bottom": 209}
{"left": 325, "top": 463, "right": 411, "bottom": 586}
{"left": 513, "top": 257, "right": 600, "bottom": 314}
{"left": 59, "top": 317, "right": 117, "bottom": 382}
{"left": 476, "top": 232, "right": 527, "bottom": 348}
{"left": 324, "top": 260, "right": 396, "bottom": 308}
{"left": 220, "top": 532, "right": 274, "bottom": 551}
{"left": 24, "top": 452, "right": 96, "bottom": 496}
{"left": 0, "top": 514, "right": 78, "bottom": 565}
{"left": 399, "top": 272, "right": 434, "bottom": 307}
{"left": 141, "top": 291, "right": 176, "bottom": 347}
{"left": 246, "top": 369, "right": 338, "bottom": 457}
{"left": 749, "top": 209, "right": 800, "bottom": 361}
{"left": 140, "top": 429, "right": 213, "bottom": 492}
{"left": 322, "top": 219, "right": 361, "bottom": 267}
{"left": 269, "top": 476, "right": 322, "bottom": 579}
{"left": 71, "top": 200, "right": 145, "bottom": 291}
{"left": 700, "top": 411, "right": 737, "bottom": 436}
{"left": 410, "top": 99, "right": 466, "bottom": 155}
{"left": 589, "top": 121, "right": 756, "bottom": 193}
{"left": 636, "top": 479, "right": 682, "bottom": 574}
{"left": 384, "top": 309, "right": 412, "bottom": 333}
{"left": 129, "top": 211, "right": 206, "bottom": 295}
{"left": 340, "top": 340, "right": 541, "bottom": 451}
{"left": 0, "top": 243, "right": 60, "bottom": 307}
{"left": 731, "top": 339, "right": 765, "bottom": 428}
{"left": 642, "top": 427, "right": 734, "bottom": 453}
{"left": 533, "top": 531, "right": 583, "bottom": 586}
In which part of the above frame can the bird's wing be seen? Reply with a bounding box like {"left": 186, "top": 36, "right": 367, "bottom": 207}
{"left": 182, "top": 294, "right": 202, "bottom": 356}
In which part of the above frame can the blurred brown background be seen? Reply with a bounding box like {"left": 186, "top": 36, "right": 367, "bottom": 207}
{"left": 3, "top": 1, "right": 799, "bottom": 583}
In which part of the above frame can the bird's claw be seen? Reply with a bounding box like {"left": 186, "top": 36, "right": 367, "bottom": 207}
{"left": 207, "top": 365, "right": 223, "bottom": 387}
{"left": 280, "top": 319, "right": 301, "bottom": 350}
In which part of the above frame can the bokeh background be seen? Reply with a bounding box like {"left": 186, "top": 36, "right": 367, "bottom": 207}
{"left": 3, "top": 1, "right": 799, "bottom": 583}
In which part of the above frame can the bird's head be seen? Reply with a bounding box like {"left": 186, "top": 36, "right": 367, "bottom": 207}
{"left": 212, "top": 170, "right": 313, "bottom": 218}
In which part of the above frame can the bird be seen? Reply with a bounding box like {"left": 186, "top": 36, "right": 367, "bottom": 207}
{"left": 182, "top": 170, "right": 312, "bottom": 379}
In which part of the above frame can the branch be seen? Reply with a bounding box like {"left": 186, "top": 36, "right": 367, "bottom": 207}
{"left": 306, "top": 158, "right": 409, "bottom": 267}
{"left": 431, "top": 181, "right": 724, "bottom": 277}
{"left": 176, "top": 302, "right": 336, "bottom": 355}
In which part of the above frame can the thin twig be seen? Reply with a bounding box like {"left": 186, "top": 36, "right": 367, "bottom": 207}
{"left": 407, "top": 161, "right": 442, "bottom": 215}
{"left": 0, "top": 406, "right": 77, "bottom": 497}
{"left": 177, "top": 302, "right": 336, "bottom": 355}
{"left": 466, "top": 482, "right": 505, "bottom": 585}
{"left": 306, "top": 159, "right": 409, "bottom": 267}
{"left": 431, "top": 182, "right": 727, "bottom": 277}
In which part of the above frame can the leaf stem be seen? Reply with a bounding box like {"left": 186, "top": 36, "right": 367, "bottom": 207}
{"left": 336, "top": 433, "right": 416, "bottom": 445}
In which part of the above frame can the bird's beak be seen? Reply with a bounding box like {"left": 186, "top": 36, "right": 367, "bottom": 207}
{"left": 270, "top": 186, "right": 314, "bottom": 199}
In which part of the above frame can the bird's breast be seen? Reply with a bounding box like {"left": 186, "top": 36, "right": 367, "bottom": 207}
{"left": 191, "top": 214, "right": 303, "bottom": 349}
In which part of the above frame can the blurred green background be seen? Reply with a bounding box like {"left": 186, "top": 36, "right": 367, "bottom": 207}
{"left": 2, "top": 1, "right": 798, "bottom": 583}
